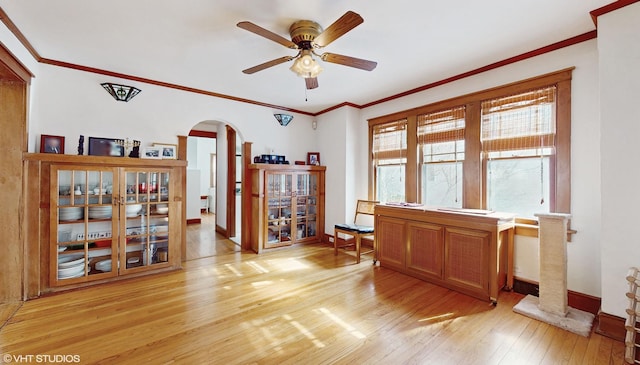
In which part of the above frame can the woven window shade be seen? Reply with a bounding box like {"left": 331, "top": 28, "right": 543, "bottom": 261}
{"left": 372, "top": 119, "right": 407, "bottom": 161}
{"left": 418, "top": 106, "right": 465, "bottom": 162}
{"left": 418, "top": 106, "right": 466, "bottom": 144}
{"left": 481, "top": 86, "right": 556, "bottom": 152}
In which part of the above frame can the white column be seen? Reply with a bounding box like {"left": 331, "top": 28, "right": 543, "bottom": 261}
{"left": 535, "top": 213, "right": 571, "bottom": 317}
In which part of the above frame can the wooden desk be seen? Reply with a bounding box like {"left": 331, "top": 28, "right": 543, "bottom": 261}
{"left": 374, "top": 204, "right": 515, "bottom": 303}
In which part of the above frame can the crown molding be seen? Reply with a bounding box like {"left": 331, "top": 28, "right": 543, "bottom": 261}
{"left": 0, "top": 5, "right": 603, "bottom": 117}
{"left": 590, "top": 0, "right": 640, "bottom": 26}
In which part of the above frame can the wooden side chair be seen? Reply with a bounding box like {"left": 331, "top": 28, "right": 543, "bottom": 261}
{"left": 334, "top": 200, "right": 378, "bottom": 264}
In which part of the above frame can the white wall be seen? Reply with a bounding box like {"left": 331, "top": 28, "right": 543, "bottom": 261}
{"left": 187, "top": 136, "right": 216, "bottom": 194}
{"left": 186, "top": 169, "right": 201, "bottom": 220}
{"left": 598, "top": 2, "right": 640, "bottom": 318}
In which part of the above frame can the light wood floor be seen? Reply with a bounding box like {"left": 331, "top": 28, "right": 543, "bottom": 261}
{"left": 186, "top": 213, "right": 241, "bottom": 260}
{"left": 1, "top": 243, "right": 625, "bottom": 364}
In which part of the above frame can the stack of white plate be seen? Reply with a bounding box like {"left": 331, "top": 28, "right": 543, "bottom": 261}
{"left": 125, "top": 204, "right": 142, "bottom": 217}
{"left": 59, "top": 207, "right": 83, "bottom": 221}
{"left": 88, "top": 205, "right": 112, "bottom": 219}
{"left": 58, "top": 254, "right": 86, "bottom": 279}
{"left": 155, "top": 203, "right": 168, "bottom": 214}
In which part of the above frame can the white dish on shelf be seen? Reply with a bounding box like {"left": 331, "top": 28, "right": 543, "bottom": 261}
{"left": 88, "top": 206, "right": 113, "bottom": 219}
{"left": 58, "top": 256, "right": 85, "bottom": 268}
{"left": 95, "top": 259, "right": 112, "bottom": 272}
{"left": 57, "top": 262, "right": 86, "bottom": 277}
{"left": 127, "top": 257, "right": 140, "bottom": 265}
{"left": 58, "top": 266, "right": 85, "bottom": 279}
{"left": 59, "top": 207, "right": 83, "bottom": 221}
{"left": 154, "top": 203, "right": 168, "bottom": 213}
{"left": 125, "top": 204, "right": 142, "bottom": 217}
{"left": 57, "top": 246, "right": 67, "bottom": 253}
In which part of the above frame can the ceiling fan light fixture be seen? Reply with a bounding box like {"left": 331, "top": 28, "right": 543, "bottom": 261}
{"left": 290, "top": 50, "right": 323, "bottom": 78}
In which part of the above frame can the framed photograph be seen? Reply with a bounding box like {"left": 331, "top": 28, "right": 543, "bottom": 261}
{"left": 88, "top": 137, "right": 124, "bottom": 157}
{"left": 40, "top": 134, "right": 65, "bottom": 154}
{"left": 307, "top": 152, "right": 320, "bottom": 166}
{"left": 141, "top": 147, "right": 162, "bottom": 159}
{"left": 153, "top": 143, "right": 178, "bottom": 160}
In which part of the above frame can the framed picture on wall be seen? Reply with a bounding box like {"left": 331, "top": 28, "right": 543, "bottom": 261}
{"left": 88, "top": 137, "right": 124, "bottom": 157}
{"left": 40, "top": 134, "right": 65, "bottom": 154}
{"left": 307, "top": 152, "right": 320, "bottom": 166}
{"left": 141, "top": 147, "right": 162, "bottom": 159}
{"left": 153, "top": 143, "right": 178, "bottom": 160}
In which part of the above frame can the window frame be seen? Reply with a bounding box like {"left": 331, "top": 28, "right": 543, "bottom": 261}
{"left": 368, "top": 68, "right": 572, "bottom": 217}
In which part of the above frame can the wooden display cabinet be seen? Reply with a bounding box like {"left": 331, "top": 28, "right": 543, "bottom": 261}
{"left": 23, "top": 154, "right": 185, "bottom": 296}
{"left": 249, "top": 164, "right": 325, "bottom": 253}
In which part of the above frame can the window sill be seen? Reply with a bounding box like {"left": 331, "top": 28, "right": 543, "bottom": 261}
{"left": 514, "top": 219, "right": 576, "bottom": 241}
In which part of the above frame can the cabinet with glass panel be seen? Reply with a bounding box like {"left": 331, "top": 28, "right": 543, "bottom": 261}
{"left": 51, "top": 165, "right": 179, "bottom": 287}
{"left": 250, "top": 164, "right": 325, "bottom": 253}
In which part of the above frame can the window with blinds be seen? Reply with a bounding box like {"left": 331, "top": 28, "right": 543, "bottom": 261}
{"left": 372, "top": 119, "right": 407, "bottom": 202}
{"left": 482, "top": 86, "right": 556, "bottom": 217}
{"left": 418, "top": 106, "right": 465, "bottom": 207}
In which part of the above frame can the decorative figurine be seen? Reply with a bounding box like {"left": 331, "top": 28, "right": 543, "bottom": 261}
{"left": 129, "top": 140, "right": 140, "bottom": 158}
{"left": 78, "top": 135, "right": 84, "bottom": 155}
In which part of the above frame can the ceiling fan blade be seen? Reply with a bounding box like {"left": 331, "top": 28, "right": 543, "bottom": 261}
{"left": 305, "top": 77, "right": 319, "bottom": 90}
{"left": 237, "top": 21, "right": 298, "bottom": 49}
{"left": 242, "top": 56, "right": 294, "bottom": 74}
{"left": 313, "top": 11, "right": 364, "bottom": 48}
{"left": 320, "top": 53, "right": 377, "bottom": 71}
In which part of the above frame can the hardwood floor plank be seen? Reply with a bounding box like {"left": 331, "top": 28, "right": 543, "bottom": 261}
{"left": 0, "top": 243, "right": 625, "bottom": 364}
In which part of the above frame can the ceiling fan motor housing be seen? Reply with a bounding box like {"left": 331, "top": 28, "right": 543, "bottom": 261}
{"left": 289, "top": 20, "right": 323, "bottom": 49}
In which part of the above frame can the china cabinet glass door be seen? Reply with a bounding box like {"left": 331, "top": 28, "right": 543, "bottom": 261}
{"left": 52, "top": 167, "right": 118, "bottom": 285}
{"left": 295, "top": 172, "right": 319, "bottom": 241}
{"left": 120, "top": 169, "right": 171, "bottom": 273}
{"left": 266, "top": 172, "right": 293, "bottom": 248}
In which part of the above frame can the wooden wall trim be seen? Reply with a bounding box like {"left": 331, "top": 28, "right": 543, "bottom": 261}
{"left": 359, "top": 32, "right": 594, "bottom": 110}
{"left": 596, "top": 311, "right": 626, "bottom": 341}
{"left": 241, "top": 142, "right": 252, "bottom": 251}
{"left": 590, "top": 0, "right": 640, "bottom": 26}
{"left": 0, "top": 6, "right": 41, "bottom": 61}
{"left": 188, "top": 130, "right": 217, "bottom": 138}
{"left": 0, "top": 2, "right": 598, "bottom": 117}
{"left": 215, "top": 224, "right": 228, "bottom": 237}
{"left": 512, "top": 278, "right": 601, "bottom": 315}
{"left": 226, "top": 125, "right": 236, "bottom": 238}
{"left": 39, "top": 58, "right": 314, "bottom": 116}
{"left": 177, "top": 135, "right": 188, "bottom": 262}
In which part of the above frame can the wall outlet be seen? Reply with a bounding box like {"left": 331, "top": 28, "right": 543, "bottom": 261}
{"left": 329, "top": 236, "right": 334, "bottom": 243}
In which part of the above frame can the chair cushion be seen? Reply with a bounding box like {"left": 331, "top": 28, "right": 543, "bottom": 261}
{"left": 335, "top": 223, "right": 374, "bottom": 234}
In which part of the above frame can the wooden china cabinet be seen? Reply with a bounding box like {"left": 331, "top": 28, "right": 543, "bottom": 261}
{"left": 23, "top": 153, "right": 186, "bottom": 296}
{"left": 248, "top": 164, "right": 325, "bottom": 253}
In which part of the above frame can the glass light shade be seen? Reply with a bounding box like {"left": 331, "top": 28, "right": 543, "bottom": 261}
{"left": 101, "top": 83, "right": 141, "bottom": 102}
{"left": 274, "top": 114, "right": 294, "bottom": 126}
{"left": 289, "top": 51, "right": 323, "bottom": 78}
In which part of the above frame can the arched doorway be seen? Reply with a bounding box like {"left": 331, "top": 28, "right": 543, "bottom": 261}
{"left": 184, "top": 121, "right": 244, "bottom": 259}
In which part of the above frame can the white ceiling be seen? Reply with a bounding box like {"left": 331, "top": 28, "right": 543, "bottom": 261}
{"left": 0, "top": 0, "right": 610, "bottom": 114}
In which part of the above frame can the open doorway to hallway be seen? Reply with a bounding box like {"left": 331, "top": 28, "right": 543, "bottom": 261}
{"left": 185, "top": 121, "right": 243, "bottom": 260}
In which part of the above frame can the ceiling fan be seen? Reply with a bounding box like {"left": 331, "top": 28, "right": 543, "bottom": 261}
{"left": 237, "top": 11, "right": 377, "bottom": 90}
